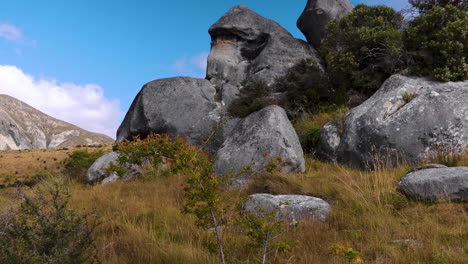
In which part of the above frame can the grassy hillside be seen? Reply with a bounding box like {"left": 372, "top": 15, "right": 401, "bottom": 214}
{"left": 1, "top": 146, "right": 466, "bottom": 263}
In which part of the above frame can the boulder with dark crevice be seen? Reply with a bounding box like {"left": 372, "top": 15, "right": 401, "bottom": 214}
{"left": 207, "top": 5, "right": 320, "bottom": 107}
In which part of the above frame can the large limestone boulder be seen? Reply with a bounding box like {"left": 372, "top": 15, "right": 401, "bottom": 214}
{"left": 207, "top": 5, "right": 320, "bottom": 107}
{"left": 214, "top": 106, "right": 305, "bottom": 176}
{"left": 244, "top": 193, "right": 331, "bottom": 222}
{"left": 116, "top": 77, "right": 222, "bottom": 146}
{"left": 318, "top": 74, "right": 468, "bottom": 169}
{"left": 398, "top": 167, "right": 468, "bottom": 201}
{"left": 297, "top": 0, "right": 354, "bottom": 48}
{"left": 87, "top": 152, "right": 120, "bottom": 183}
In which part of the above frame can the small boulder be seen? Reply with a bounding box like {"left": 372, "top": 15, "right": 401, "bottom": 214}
{"left": 398, "top": 167, "right": 468, "bottom": 201}
{"left": 244, "top": 193, "right": 331, "bottom": 222}
{"left": 317, "top": 74, "right": 468, "bottom": 169}
{"left": 207, "top": 5, "right": 320, "bottom": 107}
{"left": 297, "top": 0, "right": 354, "bottom": 48}
{"left": 116, "top": 77, "right": 222, "bottom": 146}
{"left": 214, "top": 106, "right": 305, "bottom": 177}
{"left": 87, "top": 152, "right": 120, "bottom": 183}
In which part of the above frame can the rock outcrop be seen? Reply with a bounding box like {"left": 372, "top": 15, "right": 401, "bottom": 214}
{"left": 244, "top": 193, "right": 331, "bottom": 222}
{"left": 0, "top": 94, "right": 113, "bottom": 150}
{"left": 116, "top": 77, "right": 222, "bottom": 146}
{"left": 207, "top": 5, "right": 320, "bottom": 107}
{"left": 87, "top": 152, "right": 120, "bottom": 183}
{"left": 317, "top": 74, "right": 468, "bottom": 169}
{"left": 398, "top": 167, "right": 468, "bottom": 201}
{"left": 297, "top": 0, "right": 354, "bottom": 48}
{"left": 214, "top": 106, "right": 305, "bottom": 177}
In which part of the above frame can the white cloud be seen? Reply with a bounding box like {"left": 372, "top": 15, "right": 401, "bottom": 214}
{"left": 170, "top": 52, "right": 208, "bottom": 78}
{"left": 0, "top": 65, "right": 122, "bottom": 138}
{"left": 0, "top": 24, "right": 23, "bottom": 42}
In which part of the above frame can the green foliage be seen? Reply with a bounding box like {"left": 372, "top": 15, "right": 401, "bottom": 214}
{"left": 239, "top": 203, "right": 295, "bottom": 264}
{"left": 115, "top": 134, "right": 210, "bottom": 176}
{"left": 409, "top": 0, "right": 468, "bottom": 12}
{"left": 303, "top": 126, "right": 322, "bottom": 152}
{"left": 331, "top": 243, "right": 364, "bottom": 264}
{"left": 63, "top": 149, "right": 104, "bottom": 181}
{"left": 275, "top": 58, "right": 332, "bottom": 118}
{"left": 228, "top": 79, "right": 275, "bottom": 118}
{"left": 0, "top": 178, "right": 100, "bottom": 264}
{"left": 402, "top": 92, "right": 418, "bottom": 103}
{"left": 403, "top": 5, "right": 468, "bottom": 81}
{"left": 321, "top": 4, "right": 405, "bottom": 95}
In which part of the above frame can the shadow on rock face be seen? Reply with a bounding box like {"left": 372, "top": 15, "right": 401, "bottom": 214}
{"left": 297, "top": 0, "right": 354, "bottom": 49}
{"left": 207, "top": 5, "right": 320, "bottom": 107}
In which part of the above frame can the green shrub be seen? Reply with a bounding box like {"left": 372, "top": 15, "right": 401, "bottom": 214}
{"left": 275, "top": 58, "right": 332, "bottom": 118}
{"left": 115, "top": 133, "right": 212, "bottom": 176}
{"left": 404, "top": 5, "right": 468, "bottom": 81}
{"left": 409, "top": 0, "right": 468, "bottom": 12}
{"left": 63, "top": 149, "right": 104, "bottom": 181}
{"left": 228, "top": 79, "right": 275, "bottom": 118}
{"left": 0, "top": 178, "right": 100, "bottom": 264}
{"left": 321, "top": 4, "right": 405, "bottom": 95}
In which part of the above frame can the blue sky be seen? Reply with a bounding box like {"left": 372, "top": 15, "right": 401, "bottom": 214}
{"left": 0, "top": 0, "right": 409, "bottom": 137}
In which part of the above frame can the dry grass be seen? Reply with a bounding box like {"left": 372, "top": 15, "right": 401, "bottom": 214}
{"left": 0, "top": 146, "right": 111, "bottom": 187}
{"left": 1, "top": 147, "right": 467, "bottom": 263}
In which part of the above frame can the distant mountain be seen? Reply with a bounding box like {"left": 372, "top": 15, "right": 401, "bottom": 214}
{"left": 0, "top": 94, "right": 114, "bottom": 150}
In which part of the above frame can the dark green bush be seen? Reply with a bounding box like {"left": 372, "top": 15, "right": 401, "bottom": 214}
{"left": 275, "top": 58, "right": 332, "bottom": 118}
{"left": 321, "top": 4, "right": 405, "bottom": 95}
{"left": 63, "top": 149, "right": 104, "bottom": 181}
{"left": 409, "top": 0, "right": 468, "bottom": 12}
{"left": 228, "top": 79, "right": 275, "bottom": 118}
{"left": 0, "top": 179, "right": 100, "bottom": 264}
{"left": 403, "top": 5, "right": 468, "bottom": 81}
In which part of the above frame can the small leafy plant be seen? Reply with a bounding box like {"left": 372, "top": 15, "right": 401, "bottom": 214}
{"left": 0, "top": 178, "right": 100, "bottom": 264}
{"left": 332, "top": 243, "right": 365, "bottom": 264}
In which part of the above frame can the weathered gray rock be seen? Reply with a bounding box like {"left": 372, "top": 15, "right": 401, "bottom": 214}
{"left": 116, "top": 77, "right": 222, "bottom": 146}
{"left": 316, "top": 122, "right": 341, "bottom": 163}
{"left": 318, "top": 74, "right": 468, "bottom": 169}
{"left": 244, "top": 193, "right": 331, "bottom": 222}
{"left": 398, "top": 167, "right": 468, "bottom": 201}
{"left": 297, "top": 0, "right": 354, "bottom": 48}
{"left": 87, "top": 152, "right": 120, "bottom": 183}
{"left": 207, "top": 5, "right": 320, "bottom": 107}
{"left": 214, "top": 106, "right": 305, "bottom": 177}
{"left": 102, "top": 173, "right": 120, "bottom": 185}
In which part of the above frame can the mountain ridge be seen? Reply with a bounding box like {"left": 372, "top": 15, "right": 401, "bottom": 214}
{"left": 0, "top": 94, "right": 114, "bottom": 150}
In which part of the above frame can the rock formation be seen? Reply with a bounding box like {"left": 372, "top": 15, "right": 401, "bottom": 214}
{"left": 214, "top": 106, "right": 305, "bottom": 177}
{"left": 0, "top": 94, "right": 113, "bottom": 150}
{"left": 244, "top": 193, "right": 331, "bottom": 222}
{"left": 317, "top": 74, "right": 468, "bottom": 169}
{"left": 116, "top": 77, "right": 222, "bottom": 146}
{"left": 207, "top": 5, "right": 320, "bottom": 107}
{"left": 398, "top": 167, "right": 468, "bottom": 201}
{"left": 297, "top": 0, "right": 354, "bottom": 48}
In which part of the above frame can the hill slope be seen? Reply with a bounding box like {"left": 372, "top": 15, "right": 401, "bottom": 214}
{"left": 0, "top": 94, "right": 114, "bottom": 150}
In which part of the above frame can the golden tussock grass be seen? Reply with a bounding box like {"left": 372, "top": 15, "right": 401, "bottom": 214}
{"left": 63, "top": 155, "right": 467, "bottom": 264}
{"left": 1, "top": 145, "right": 467, "bottom": 263}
